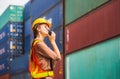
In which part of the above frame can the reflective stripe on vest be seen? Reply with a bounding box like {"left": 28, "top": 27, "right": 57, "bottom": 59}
{"left": 29, "top": 39, "right": 54, "bottom": 78}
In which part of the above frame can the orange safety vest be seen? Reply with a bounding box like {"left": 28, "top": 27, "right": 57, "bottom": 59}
{"left": 29, "top": 40, "right": 54, "bottom": 79}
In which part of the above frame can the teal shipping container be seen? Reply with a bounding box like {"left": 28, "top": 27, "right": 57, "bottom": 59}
{"left": 65, "top": 0, "right": 110, "bottom": 25}
{"left": 65, "top": 36, "right": 120, "bottom": 79}
{"left": 0, "top": 5, "right": 23, "bottom": 29}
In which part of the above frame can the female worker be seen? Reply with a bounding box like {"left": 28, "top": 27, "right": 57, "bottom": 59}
{"left": 29, "top": 18, "right": 61, "bottom": 79}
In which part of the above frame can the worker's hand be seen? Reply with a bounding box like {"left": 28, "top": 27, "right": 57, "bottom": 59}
{"left": 48, "top": 31, "right": 56, "bottom": 42}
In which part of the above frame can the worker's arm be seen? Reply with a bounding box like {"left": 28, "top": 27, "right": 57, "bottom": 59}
{"left": 48, "top": 31, "right": 61, "bottom": 60}
{"left": 36, "top": 42, "right": 60, "bottom": 61}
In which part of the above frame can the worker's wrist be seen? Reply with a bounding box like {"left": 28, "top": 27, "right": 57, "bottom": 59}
{"left": 50, "top": 40, "right": 55, "bottom": 44}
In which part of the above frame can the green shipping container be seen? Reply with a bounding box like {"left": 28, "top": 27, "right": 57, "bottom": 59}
{"left": 65, "top": 36, "right": 120, "bottom": 79}
{"left": 16, "top": 6, "right": 24, "bottom": 22}
{"left": 65, "top": 0, "right": 110, "bottom": 25}
{"left": 0, "top": 5, "right": 23, "bottom": 29}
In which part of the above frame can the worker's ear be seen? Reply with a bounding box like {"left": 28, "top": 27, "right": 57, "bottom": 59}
{"left": 37, "top": 25, "right": 41, "bottom": 32}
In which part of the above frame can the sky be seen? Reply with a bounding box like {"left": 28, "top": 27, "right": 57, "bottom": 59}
{"left": 0, "top": 0, "right": 29, "bottom": 15}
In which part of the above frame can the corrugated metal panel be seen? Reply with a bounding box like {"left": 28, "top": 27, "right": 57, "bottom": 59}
{"left": 0, "top": 5, "right": 23, "bottom": 29}
{"left": 0, "top": 22, "right": 24, "bottom": 44}
{"left": 24, "top": 19, "right": 31, "bottom": 36}
{"left": 0, "top": 27, "right": 7, "bottom": 44}
{"left": 10, "top": 72, "right": 31, "bottom": 79}
{"left": 65, "top": 0, "right": 110, "bottom": 25}
{"left": 0, "top": 22, "right": 18, "bottom": 43}
{"left": 16, "top": 6, "right": 24, "bottom": 22}
{"left": 10, "top": 54, "right": 29, "bottom": 74}
{"left": 0, "top": 73, "right": 10, "bottom": 79}
{"left": 0, "top": 22, "right": 24, "bottom": 59}
{"left": 24, "top": 1, "right": 31, "bottom": 20}
{"left": 44, "top": 26, "right": 63, "bottom": 53}
{"left": 53, "top": 26, "right": 63, "bottom": 53}
{"left": 0, "top": 58, "right": 9, "bottom": 75}
{"left": 40, "top": 3, "right": 62, "bottom": 29}
{"left": 31, "top": 0, "right": 61, "bottom": 21}
{"left": 0, "top": 42, "right": 9, "bottom": 59}
{"left": 65, "top": 0, "right": 120, "bottom": 54}
{"left": 65, "top": 36, "right": 120, "bottom": 79}
{"left": 54, "top": 54, "right": 63, "bottom": 79}
{"left": 24, "top": 35, "right": 31, "bottom": 54}
{"left": 0, "top": 40, "right": 23, "bottom": 59}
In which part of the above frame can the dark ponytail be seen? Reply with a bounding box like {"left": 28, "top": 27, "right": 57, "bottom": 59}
{"left": 33, "top": 29, "right": 37, "bottom": 38}
{"left": 32, "top": 24, "right": 40, "bottom": 38}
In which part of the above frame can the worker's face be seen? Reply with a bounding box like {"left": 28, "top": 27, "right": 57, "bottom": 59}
{"left": 37, "top": 24, "right": 50, "bottom": 36}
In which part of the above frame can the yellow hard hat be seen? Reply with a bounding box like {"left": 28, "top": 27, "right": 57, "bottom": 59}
{"left": 32, "top": 18, "right": 51, "bottom": 30}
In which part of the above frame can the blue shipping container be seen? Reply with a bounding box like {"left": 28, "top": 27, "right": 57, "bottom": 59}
{"left": 10, "top": 54, "right": 29, "bottom": 74}
{"left": 41, "top": 3, "right": 62, "bottom": 29}
{"left": 10, "top": 72, "right": 31, "bottom": 79}
{"left": 44, "top": 26, "right": 63, "bottom": 53}
{"left": 16, "top": 22, "right": 24, "bottom": 33}
{"left": 0, "top": 22, "right": 24, "bottom": 44}
{"left": 24, "top": 1, "right": 31, "bottom": 20}
{"left": 31, "top": 0, "right": 61, "bottom": 21}
{"left": 24, "top": 35, "right": 31, "bottom": 54}
{"left": 24, "top": 18, "right": 31, "bottom": 36}
{"left": 0, "top": 40, "right": 23, "bottom": 59}
{"left": 0, "top": 42, "right": 10, "bottom": 59}
{"left": 0, "top": 58, "right": 9, "bottom": 75}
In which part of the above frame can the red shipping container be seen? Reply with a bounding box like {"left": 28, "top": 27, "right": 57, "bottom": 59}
{"left": 0, "top": 73, "right": 9, "bottom": 79}
{"left": 53, "top": 54, "right": 63, "bottom": 79}
{"left": 65, "top": 0, "right": 120, "bottom": 54}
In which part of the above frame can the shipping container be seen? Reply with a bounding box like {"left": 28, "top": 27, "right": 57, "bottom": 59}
{"left": 0, "top": 42, "right": 9, "bottom": 59}
{"left": 10, "top": 54, "right": 29, "bottom": 74}
{"left": 65, "top": 0, "right": 110, "bottom": 25}
{"left": 0, "top": 58, "right": 9, "bottom": 75}
{"left": 24, "top": 19, "right": 31, "bottom": 36}
{"left": 0, "top": 40, "right": 23, "bottom": 59}
{"left": 16, "top": 6, "right": 24, "bottom": 22}
{"left": 24, "top": 35, "right": 31, "bottom": 54}
{"left": 31, "top": 0, "right": 61, "bottom": 21}
{"left": 40, "top": 3, "right": 62, "bottom": 29}
{"left": 10, "top": 71, "right": 31, "bottom": 79}
{"left": 24, "top": 1, "right": 31, "bottom": 20}
{"left": 65, "top": 0, "right": 120, "bottom": 54}
{"left": 44, "top": 26, "right": 63, "bottom": 53}
{"left": 54, "top": 54, "right": 63, "bottom": 79}
{"left": 65, "top": 36, "right": 120, "bottom": 79}
{"left": 0, "top": 22, "right": 24, "bottom": 44}
{"left": 16, "top": 23, "right": 24, "bottom": 41}
{"left": 0, "top": 5, "right": 23, "bottom": 29}
{"left": 0, "top": 73, "right": 10, "bottom": 79}
{"left": 0, "top": 22, "right": 24, "bottom": 59}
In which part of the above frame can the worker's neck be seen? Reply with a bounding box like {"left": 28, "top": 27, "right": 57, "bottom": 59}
{"left": 36, "top": 33, "right": 45, "bottom": 41}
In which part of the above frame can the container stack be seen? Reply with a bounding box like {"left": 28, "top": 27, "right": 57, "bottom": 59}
{"left": 24, "top": 1, "right": 31, "bottom": 54}
{"left": 31, "top": 0, "right": 63, "bottom": 79}
{"left": 0, "top": 5, "right": 24, "bottom": 78}
{"left": 0, "top": 5, "right": 24, "bottom": 59}
{"left": 65, "top": 0, "right": 120, "bottom": 79}
{"left": 10, "top": 54, "right": 30, "bottom": 79}
{"left": 9, "top": 1, "right": 31, "bottom": 79}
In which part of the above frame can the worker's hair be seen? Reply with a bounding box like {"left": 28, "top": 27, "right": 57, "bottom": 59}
{"left": 33, "top": 24, "right": 40, "bottom": 38}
